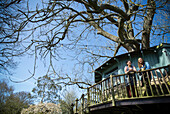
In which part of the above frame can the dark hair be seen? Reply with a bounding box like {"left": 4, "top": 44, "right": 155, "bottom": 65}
{"left": 126, "top": 60, "right": 132, "bottom": 64}
{"left": 126, "top": 60, "right": 132, "bottom": 67}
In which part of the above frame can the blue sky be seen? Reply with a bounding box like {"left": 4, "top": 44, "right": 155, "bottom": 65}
{"left": 0, "top": 0, "right": 169, "bottom": 103}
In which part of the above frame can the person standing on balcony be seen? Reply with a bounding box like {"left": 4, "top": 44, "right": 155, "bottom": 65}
{"left": 138, "top": 57, "right": 151, "bottom": 96}
{"left": 124, "top": 60, "right": 137, "bottom": 97}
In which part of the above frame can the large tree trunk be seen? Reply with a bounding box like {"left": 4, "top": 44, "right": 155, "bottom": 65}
{"left": 141, "top": 0, "right": 156, "bottom": 49}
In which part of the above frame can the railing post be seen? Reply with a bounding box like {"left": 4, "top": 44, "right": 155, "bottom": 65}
{"left": 110, "top": 75, "right": 116, "bottom": 106}
{"left": 75, "top": 98, "right": 78, "bottom": 114}
{"left": 87, "top": 88, "right": 90, "bottom": 113}
{"left": 81, "top": 94, "right": 84, "bottom": 114}
{"left": 100, "top": 82, "right": 103, "bottom": 103}
{"left": 87, "top": 88, "right": 90, "bottom": 106}
{"left": 71, "top": 103, "right": 74, "bottom": 114}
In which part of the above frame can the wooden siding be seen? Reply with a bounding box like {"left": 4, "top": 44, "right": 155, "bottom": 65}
{"left": 95, "top": 44, "right": 170, "bottom": 83}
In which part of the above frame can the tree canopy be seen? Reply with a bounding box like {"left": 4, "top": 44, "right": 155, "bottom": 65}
{"left": 0, "top": 80, "right": 33, "bottom": 114}
{"left": 0, "top": 0, "right": 169, "bottom": 88}
{"left": 32, "top": 75, "right": 62, "bottom": 103}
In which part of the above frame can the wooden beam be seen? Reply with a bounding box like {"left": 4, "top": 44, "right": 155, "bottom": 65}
{"left": 89, "top": 96, "right": 170, "bottom": 112}
{"left": 116, "top": 96, "right": 170, "bottom": 106}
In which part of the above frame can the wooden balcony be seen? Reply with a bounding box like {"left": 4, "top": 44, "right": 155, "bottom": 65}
{"left": 74, "top": 65, "right": 170, "bottom": 114}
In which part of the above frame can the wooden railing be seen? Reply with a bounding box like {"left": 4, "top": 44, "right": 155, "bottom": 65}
{"left": 74, "top": 93, "right": 88, "bottom": 114}
{"left": 74, "top": 65, "right": 170, "bottom": 113}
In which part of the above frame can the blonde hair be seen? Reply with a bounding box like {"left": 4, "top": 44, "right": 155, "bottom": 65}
{"left": 138, "top": 58, "right": 144, "bottom": 69}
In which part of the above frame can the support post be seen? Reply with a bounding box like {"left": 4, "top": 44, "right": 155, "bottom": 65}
{"left": 81, "top": 94, "right": 84, "bottom": 114}
{"left": 87, "top": 88, "right": 90, "bottom": 106}
{"left": 71, "top": 103, "right": 74, "bottom": 114}
{"left": 87, "top": 88, "right": 90, "bottom": 113}
{"left": 110, "top": 75, "right": 116, "bottom": 106}
{"left": 75, "top": 98, "right": 78, "bottom": 114}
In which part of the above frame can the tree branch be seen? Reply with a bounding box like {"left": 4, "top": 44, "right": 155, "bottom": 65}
{"left": 121, "top": 0, "right": 129, "bottom": 12}
{"left": 114, "top": 43, "right": 122, "bottom": 57}
{"left": 88, "top": 3, "right": 129, "bottom": 20}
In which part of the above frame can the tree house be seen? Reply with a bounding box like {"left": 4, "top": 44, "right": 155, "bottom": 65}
{"left": 74, "top": 43, "right": 170, "bottom": 114}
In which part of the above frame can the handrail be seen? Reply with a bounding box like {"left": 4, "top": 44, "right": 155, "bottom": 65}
{"left": 88, "top": 65, "right": 170, "bottom": 89}
{"left": 74, "top": 65, "right": 170, "bottom": 114}
{"left": 74, "top": 93, "right": 88, "bottom": 114}
{"left": 87, "top": 65, "right": 170, "bottom": 106}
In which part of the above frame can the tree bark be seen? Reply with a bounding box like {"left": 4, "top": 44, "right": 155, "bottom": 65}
{"left": 141, "top": 0, "right": 156, "bottom": 49}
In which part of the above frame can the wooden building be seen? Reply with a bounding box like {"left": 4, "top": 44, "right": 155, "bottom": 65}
{"left": 95, "top": 43, "right": 170, "bottom": 83}
{"left": 74, "top": 43, "right": 170, "bottom": 114}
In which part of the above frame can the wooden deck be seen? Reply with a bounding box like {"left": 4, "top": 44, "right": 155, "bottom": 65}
{"left": 89, "top": 96, "right": 170, "bottom": 111}
{"left": 74, "top": 65, "right": 170, "bottom": 114}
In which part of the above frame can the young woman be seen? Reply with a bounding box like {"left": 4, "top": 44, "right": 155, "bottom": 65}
{"left": 124, "top": 60, "right": 137, "bottom": 74}
{"left": 124, "top": 60, "right": 137, "bottom": 97}
{"left": 138, "top": 57, "right": 151, "bottom": 95}
{"left": 138, "top": 58, "right": 151, "bottom": 71}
